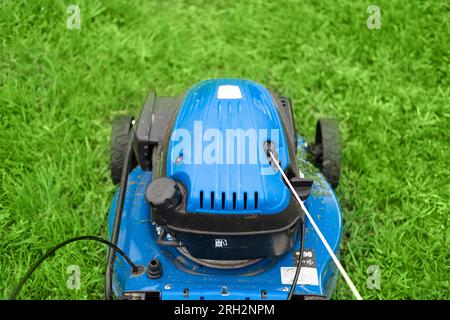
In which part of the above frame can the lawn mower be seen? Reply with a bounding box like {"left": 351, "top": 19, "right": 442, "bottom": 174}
{"left": 106, "top": 78, "right": 348, "bottom": 300}
{"left": 9, "top": 78, "right": 361, "bottom": 301}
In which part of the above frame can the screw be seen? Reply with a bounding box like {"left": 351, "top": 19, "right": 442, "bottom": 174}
{"left": 131, "top": 265, "right": 145, "bottom": 276}
{"left": 175, "top": 156, "right": 183, "bottom": 164}
{"left": 165, "top": 284, "right": 172, "bottom": 290}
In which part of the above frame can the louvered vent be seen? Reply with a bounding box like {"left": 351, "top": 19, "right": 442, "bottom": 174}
{"left": 198, "top": 191, "right": 259, "bottom": 211}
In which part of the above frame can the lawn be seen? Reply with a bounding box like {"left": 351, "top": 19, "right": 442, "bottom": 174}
{"left": 1, "top": 0, "right": 449, "bottom": 300}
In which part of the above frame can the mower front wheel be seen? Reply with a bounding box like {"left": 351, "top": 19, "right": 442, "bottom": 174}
{"left": 110, "top": 114, "right": 135, "bottom": 185}
{"left": 313, "top": 118, "right": 341, "bottom": 188}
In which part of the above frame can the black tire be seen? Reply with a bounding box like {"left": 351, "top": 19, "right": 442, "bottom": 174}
{"left": 313, "top": 118, "right": 340, "bottom": 188}
{"left": 110, "top": 115, "right": 134, "bottom": 185}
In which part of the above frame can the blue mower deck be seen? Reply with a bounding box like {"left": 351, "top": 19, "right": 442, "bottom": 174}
{"left": 108, "top": 137, "right": 343, "bottom": 300}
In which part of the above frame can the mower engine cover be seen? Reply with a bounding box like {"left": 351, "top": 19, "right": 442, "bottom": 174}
{"left": 134, "top": 79, "right": 308, "bottom": 260}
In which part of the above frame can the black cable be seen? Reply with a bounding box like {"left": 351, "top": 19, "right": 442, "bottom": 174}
{"left": 288, "top": 219, "right": 305, "bottom": 300}
{"left": 265, "top": 145, "right": 306, "bottom": 300}
{"left": 105, "top": 128, "right": 135, "bottom": 300}
{"left": 9, "top": 235, "right": 138, "bottom": 300}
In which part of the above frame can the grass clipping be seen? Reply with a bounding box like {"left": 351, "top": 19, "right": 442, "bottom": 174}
{"left": 296, "top": 146, "right": 331, "bottom": 198}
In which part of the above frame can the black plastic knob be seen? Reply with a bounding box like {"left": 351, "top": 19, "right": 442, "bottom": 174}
{"left": 145, "top": 177, "right": 181, "bottom": 211}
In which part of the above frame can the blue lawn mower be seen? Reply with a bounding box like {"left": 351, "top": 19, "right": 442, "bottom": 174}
{"left": 106, "top": 79, "right": 346, "bottom": 300}
{"left": 9, "top": 79, "right": 360, "bottom": 301}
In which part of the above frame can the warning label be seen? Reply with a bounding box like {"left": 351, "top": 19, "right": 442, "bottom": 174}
{"left": 295, "top": 249, "right": 316, "bottom": 268}
{"left": 280, "top": 249, "right": 319, "bottom": 286}
{"left": 281, "top": 267, "right": 319, "bottom": 285}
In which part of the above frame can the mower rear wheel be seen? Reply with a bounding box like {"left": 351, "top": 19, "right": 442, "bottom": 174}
{"left": 110, "top": 114, "right": 135, "bottom": 185}
{"left": 313, "top": 118, "right": 340, "bottom": 188}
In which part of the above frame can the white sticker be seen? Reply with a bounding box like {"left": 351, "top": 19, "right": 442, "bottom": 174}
{"left": 217, "top": 85, "right": 242, "bottom": 99}
{"left": 280, "top": 267, "right": 319, "bottom": 286}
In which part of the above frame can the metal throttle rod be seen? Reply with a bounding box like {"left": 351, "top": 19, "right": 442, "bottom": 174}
{"left": 267, "top": 149, "right": 363, "bottom": 300}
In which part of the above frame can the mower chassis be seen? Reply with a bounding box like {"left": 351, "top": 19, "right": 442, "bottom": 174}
{"left": 109, "top": 136, "right": 343, "bottom": 300}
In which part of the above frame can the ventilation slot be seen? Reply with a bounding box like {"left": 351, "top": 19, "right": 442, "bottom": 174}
{"left": 199, "top": 191, "right": 204, "bottom": 208}
{"left": 243, "top": 192, "right": 248, "bottom": 210}
{"left": 202, "top": 191, "right": 258, "bottom": 211}
{"left": 221, "top": 192, "right": 225, "bottom": 210}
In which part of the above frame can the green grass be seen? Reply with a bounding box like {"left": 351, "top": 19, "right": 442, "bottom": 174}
{"left": 1, "top": 0, "right": 449, "bottom": 300}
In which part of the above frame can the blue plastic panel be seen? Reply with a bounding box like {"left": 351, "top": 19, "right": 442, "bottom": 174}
{"left": 166, "top": 79, "right": 291, "bottom": 215}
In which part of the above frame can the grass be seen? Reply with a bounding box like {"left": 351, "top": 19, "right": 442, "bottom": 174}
{"left": 1, "top": 0, "right": 449, "bottom": 300}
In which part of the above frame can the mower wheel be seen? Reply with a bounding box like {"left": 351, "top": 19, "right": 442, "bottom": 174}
{"left": 313, "top": 118, "right": 340, "bottom": 188}
{"left": 110, "top": 114, "right": 135, "bottom": 185}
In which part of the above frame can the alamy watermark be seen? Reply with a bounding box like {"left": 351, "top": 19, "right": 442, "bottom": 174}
{"left": 67, "top": 5, "right": 81, "bottom": 30}
{"left": 170, "top": 121, "right": 280, "bottom": 175}
{"left": 367, "top": 265, "right": 381, "bottom": 290}
{"left": 367, "top": 5, "right": 381, "bottom": 30}
{"left": 66, "top": 265, "right": 81, "bottom": 290}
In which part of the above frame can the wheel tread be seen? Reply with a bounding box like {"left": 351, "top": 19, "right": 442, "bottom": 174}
{"left": 314, "top": 118, "right": 341, "bottom": 188}
{"left": 110, "top": 115, "right": 134, "bottom": 184}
